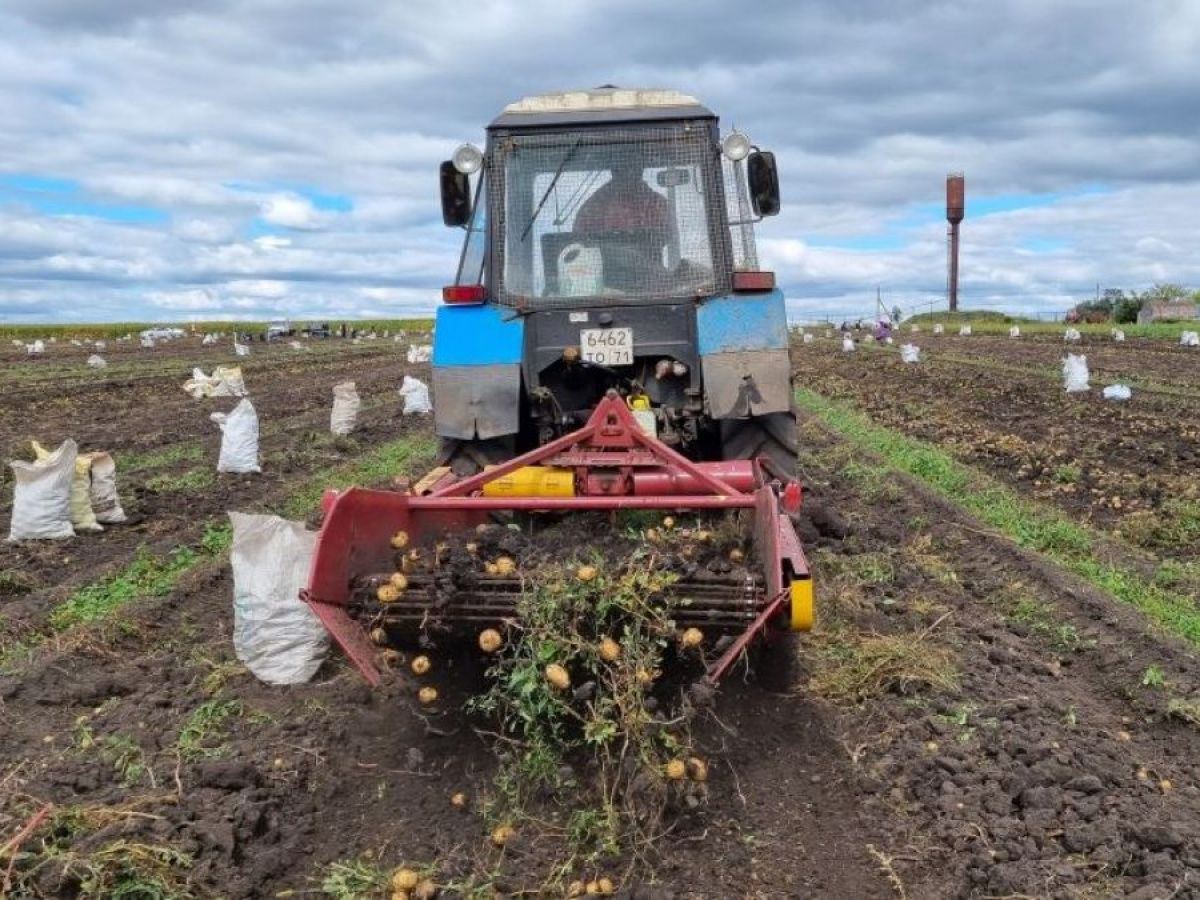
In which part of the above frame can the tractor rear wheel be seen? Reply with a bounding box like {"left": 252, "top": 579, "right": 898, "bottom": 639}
{"left": 436, "top": 437, "right": 515, "bottom": 477}
{"left": 719, "top": 408, "right": 799, "bottom": 481}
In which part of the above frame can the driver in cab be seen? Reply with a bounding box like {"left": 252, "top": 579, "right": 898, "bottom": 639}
{"left": 572, "top": 164, "right": 673, "bottom": 293}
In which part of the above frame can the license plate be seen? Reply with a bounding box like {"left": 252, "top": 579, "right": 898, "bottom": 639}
{"left": 580, "top": 327, "right": 633, "bottom": 366}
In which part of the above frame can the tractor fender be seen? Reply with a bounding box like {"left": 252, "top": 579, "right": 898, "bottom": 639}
{"left": 696, "top": 290, "right": 793, "bottom": 419}
{"left": 432, "top": 304, "right": 524, "bottom": 440}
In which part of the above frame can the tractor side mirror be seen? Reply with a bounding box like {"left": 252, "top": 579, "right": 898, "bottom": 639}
{"left": 440, "top": 161, "right": 471, "bottom": 227}
{"left": 746, "top": 151, "right": 781, "bottom": 217}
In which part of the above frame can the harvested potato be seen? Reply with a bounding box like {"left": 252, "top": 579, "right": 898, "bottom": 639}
{"left": 389, "top": 572, "right": 409, "bottom": 591}
{"left": 478, "top": 628, "right": 503, "bottom": 654}
{"left": 391, "top": 868, "right": 419, "bottom": 891}
{"left": 491, "top": 824, "right": 514, "bottom": 846}
{"left": 390, "top": 530, "right": 410, "bottom": 550}
{"left": 376, "top": 584, "right": 400, "bottom": 604}
{"left": 662, "top": 516, "right": 675, "bottom": 529}
{"left": 635, "top": 668, "right": 658, "bottom": 687}
{"left": 729, "top": 547, "right": 745, "bottom": 563}
{"left": 484, "top": 562, "right": 499, "bottom": 576}
{"left": 686, "top": 757, "right": 709, "bottom": 783}
{"left": 369, "top": 627, "right": 389, "bottom": 645}
{"left": 418, "top": 686, "right": 438, "bottom": 705}
{"left": 411, "top": 655, "right": 431, "bottom": 676}
{"left": 598, "top": 637, "right": 621, "bottom": 662}
{"left": 665, "top": 759, "right": 687, "bottom": 780}
{"left": 597, "top": 877, "right": 615, "bottom": 895}
{"left": 494, "top": 556, "right": 516, "bottom": 576}
{"left": 566, "top": 881, "right": 585, "bottom": 898}
{"left": 545, "top": 663, "right": 570, "bottom": 691}
{"left": 450, "top": 792, "right": 467, "bottom": 809}
{"left": 412, "top": 879, "right": 438, "bottom": 900}
{"left": 680, "top": 627, "right": 704, "bottom": 649}
{"left": 381, "top": 649, "right": 402, "bottom": 666}
{"left": 576, "top": 564, "right": 598, "bottom": 582}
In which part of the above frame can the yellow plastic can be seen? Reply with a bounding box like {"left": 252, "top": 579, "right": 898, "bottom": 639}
{"left": 482, "top": 466, "right": 575, "bottom": 498}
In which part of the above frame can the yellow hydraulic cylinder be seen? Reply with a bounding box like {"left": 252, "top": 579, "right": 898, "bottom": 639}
{"left": 482, "top": 466, "right": 575, "bottom": 498}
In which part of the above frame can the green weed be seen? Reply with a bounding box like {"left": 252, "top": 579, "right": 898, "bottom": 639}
{"left": 1142, "top": 665, "right": 1166, "bottom": 689}
{"left": 119, "top": 443, "right": 204, "bottom": 474}
{"left": 145, "top": 468, "right": 214, "bottom": 493}
{"left": 319, "top": 857, "right": 391, "bottom": 899}
{"left": 1052, "top": 464, "right": 1082, "bottom": 485}
{"left": 176, "top": 698, "right": 244, "bottom": 760}
{"left": 99, "top": 735, "right": 150, "bottom": 786}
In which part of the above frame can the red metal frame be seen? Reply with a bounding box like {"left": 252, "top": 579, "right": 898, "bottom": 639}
{"left": 303, "top": 390, "right": 808, "bottom": 686}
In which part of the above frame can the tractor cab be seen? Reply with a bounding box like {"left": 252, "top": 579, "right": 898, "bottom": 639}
{"left": 434, "top": 88, "right": 792, "bottom": 479}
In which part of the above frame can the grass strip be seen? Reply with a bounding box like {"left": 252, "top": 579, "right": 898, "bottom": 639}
{"left": 49, "top": 524, "right": 232, "bottom": 632}
{"left": 284, "top": 433, "right": 436, "bottom": 517}
{"left": 796, "top": 388, "right": 1200, "bottom": 646}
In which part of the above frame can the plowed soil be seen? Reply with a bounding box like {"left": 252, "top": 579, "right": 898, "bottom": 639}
{"left": 1, "top": 331, "right": 1198, "bottom": 898}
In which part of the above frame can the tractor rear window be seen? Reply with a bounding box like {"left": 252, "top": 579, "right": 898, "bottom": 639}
{"left": 492, "top": 124, "right": 729, "bottom": 308}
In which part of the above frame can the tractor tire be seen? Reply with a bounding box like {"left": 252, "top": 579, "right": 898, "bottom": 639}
{"left": 719, "top": 408, "right": 799, "bottom": 481}
{"left": 436, "top": 437, "right": 514, "bottom": 477}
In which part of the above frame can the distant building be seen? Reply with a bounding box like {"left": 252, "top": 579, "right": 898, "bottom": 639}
{"left": 1137, "top": 301, "right": 1198, "bottom": 324}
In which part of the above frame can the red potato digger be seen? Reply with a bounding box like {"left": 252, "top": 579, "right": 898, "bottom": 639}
{"left": 301, "top": 88, "right": 813, "bottom": 685}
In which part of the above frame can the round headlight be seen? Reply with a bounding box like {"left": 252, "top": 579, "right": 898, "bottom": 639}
{"left": 721, "top": 131, "right": 751, "bottom": 161}
{"left": 452, "top": 143, "right": 483, "bottom": 175}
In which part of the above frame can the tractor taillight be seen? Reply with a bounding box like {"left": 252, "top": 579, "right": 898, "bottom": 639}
{"left": 732, "top": 271, "right": 776, "bottom": 293}
{"left": 442, "top": 285, "right": 486, "bottom": 304}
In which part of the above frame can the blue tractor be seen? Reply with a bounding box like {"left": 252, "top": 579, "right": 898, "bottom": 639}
{"left": 432, "top": 87, "right": 796, "bottom": 479}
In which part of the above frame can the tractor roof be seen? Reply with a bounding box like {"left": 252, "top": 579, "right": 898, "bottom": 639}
{"left": 489, "top": 87, "right": 715, "bottom": 130}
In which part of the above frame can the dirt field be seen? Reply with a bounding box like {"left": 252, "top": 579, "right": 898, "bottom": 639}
{"left": 2, "top": 330, "right": 1199, "bottom": 898}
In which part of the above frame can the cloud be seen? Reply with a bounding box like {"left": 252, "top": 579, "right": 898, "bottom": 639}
{"left": 259, "top": 193, "right": 323, "bottom": 230}
{"left": 0, "top": 0, "right": 1199, "bottom": 323}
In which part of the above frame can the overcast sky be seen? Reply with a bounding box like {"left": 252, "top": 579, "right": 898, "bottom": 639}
{"left": 1, "top": 0, "right": 1198, "bottom": 324}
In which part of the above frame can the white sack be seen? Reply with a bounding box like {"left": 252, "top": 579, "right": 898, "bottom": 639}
{"left": 933, "top": 323, "right": 945, "bottom": 335}
{"left": 399, "top": 375, "right": 433, "bottom": 415}
{"left": 233, "top": 340, "right": 250, "bottom": 357}
{"left": 330, "top": 381, "right": 360, "bottom": 435}
{"left": 823, "top": 330, "right": 832, "bottom": 339}
{"left": 95, "top": 341, "right": 105, "bottom": 350}
{"left": 802, "top": 333, "right": 814, "bottom": 344}
{"left": 86, "top": 452, "right": 127, "bottom": 524}
{"left": 1181, "top": 331, "right": 1200, "bottom": 347}
{"left": 841, "top": 336, "right": 855, "bottom": 353}
{"left": 1063, "top": 354, "right": 1089, "bottom": 393}
{"left": 1112, "top": 329, "right": 1125, "bottom": 342}
{"left": 8, "top": 439, "right": 77, "bottom": 541}
{"left": 900, "top": 344, "right": 921, "bottom": 363}
{"left": 229, "top": 512, "right": 326, "bottom": 685}
{"left": 288, "top": 341, "right": 306, "bottom": 351}
{"left": 87, "top": 354, "right": 107, "bottom": 369}
{"left": 11, "top": 339, "right": 22, "bottom": 347}
{"left": 71, "top": 340, "right": 82, "bottom": 347}
{"left": 1064, "top": 328, "right": 1081, "bottom": 342}
{"left": 33, "top": 441, "right": 101, "bottom": 533}
{"left": 1009, "top": 326, "right": 1020, "bottom": 338}
{"left": 140, "top": 337, "right": 155, "bottom": 348}
{"left": 27, "top": 340, "right": 45, "bottom": 355}
{"left": 958, "top": 325, "right": 972, "bottom": 336}
{"left": 910, "top": 324, "right": 920, "bottom": 333}
{"left": 184, "top": 366, "right": 245, "bottom": 399}
{"left": 202, "top": 333, "right": 218, "bottom": 345}
{"left": 1102, "top": 384, "right": 1132, "bottom": 401}
{"left": 212, "top": 399, "right": 261, "bottom": 473}
{"left": 406, "top": 344, "right": 433, "bottom": 363}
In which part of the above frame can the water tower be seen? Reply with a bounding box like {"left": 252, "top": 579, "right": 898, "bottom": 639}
{"left": 946, "top": 173, "right": 965, "bottom": 312}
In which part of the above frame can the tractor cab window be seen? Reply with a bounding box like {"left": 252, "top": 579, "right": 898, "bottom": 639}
{"left": 494, "top": 124, "right": 727, "bottom": 307}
